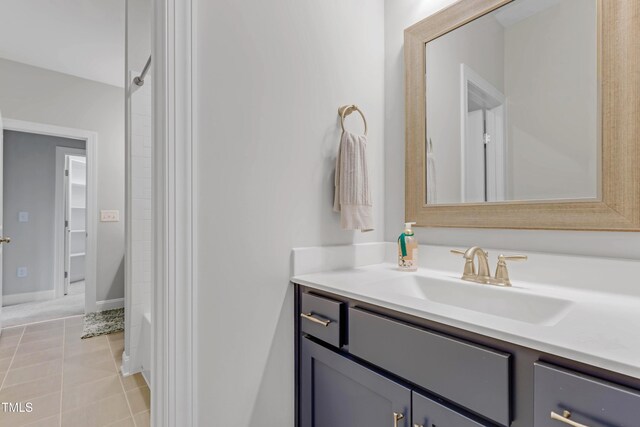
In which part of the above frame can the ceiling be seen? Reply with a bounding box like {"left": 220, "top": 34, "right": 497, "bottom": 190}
{"left": 0, "top": 0, "right": 125, "bottom": 87}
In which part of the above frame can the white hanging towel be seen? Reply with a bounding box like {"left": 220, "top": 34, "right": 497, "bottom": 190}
{"left": 426, "top": 139, "right": 437, "bottom": 204}
{"left": 333, "top": 131, "right": 374, "bottom": 231}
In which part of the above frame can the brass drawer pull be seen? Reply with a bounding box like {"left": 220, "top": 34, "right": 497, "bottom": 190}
{"left": 300, "top": 312, "right": 331, "bottom": 327}
{"left": 551, "top": 410, "right": 590, "bottom": 427}
{"left": 393, "top": 412, "right": 404, "bottom": 427}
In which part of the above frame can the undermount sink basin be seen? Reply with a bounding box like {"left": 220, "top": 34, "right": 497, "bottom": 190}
{"left": 370, "top": 275, "right": 573, "bottom": 326}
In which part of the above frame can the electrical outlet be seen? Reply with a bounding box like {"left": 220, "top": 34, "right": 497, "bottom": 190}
{"left": 18, "top": 211, "right": 29, "bottom": 223}
{"left": 100, "top": 210, "right": 120, "bottom": 222}
{"left": 17, "top": 267, "right": 28, "bottom": 278}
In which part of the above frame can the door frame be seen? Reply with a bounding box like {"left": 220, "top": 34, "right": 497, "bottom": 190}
{"left": 152, "top": 0, "right": 197, "bottom": 425}
{"left": 459, "top": 63, "right": 506, "bottom": 202}
{"left": 2, "top": 119, "right": 98, "bottom": 313}
{"left": 55, "top": 147, "right": 87, "bottom": 299}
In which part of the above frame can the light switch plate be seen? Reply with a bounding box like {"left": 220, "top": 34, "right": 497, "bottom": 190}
{"left": 18, "top": 211, "right": 29, "bottom": 222}
{"left": 100, "top": 210, "right": 120, "bottom": 222}
{"left": 17, "top": 267, "right": 27, "bottom": 278}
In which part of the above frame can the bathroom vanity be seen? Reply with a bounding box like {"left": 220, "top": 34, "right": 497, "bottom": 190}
{"left": 291, "top": 244, "right": 640, "bottom": 427}
{"left": 293, "top": 275, "right": 640, "bottom": 427}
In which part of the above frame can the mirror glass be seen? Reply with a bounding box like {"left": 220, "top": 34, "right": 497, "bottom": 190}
{"left": 425, "top": 0, "right": 599, "bottom": 205}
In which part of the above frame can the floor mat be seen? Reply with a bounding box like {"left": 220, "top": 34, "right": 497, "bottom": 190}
{"left": 82, "top": 307, "right": 125, "bottom": 339}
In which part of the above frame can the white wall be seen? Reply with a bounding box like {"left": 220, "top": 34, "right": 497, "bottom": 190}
{"left": 194, "top": 0, "right": 385, "bottom": 424}
{"left": 426, "top": 13, "right": 504, "bottom": 203}
{"left": 0, "top": 0, "right": 125, "bottom": 87}
{"left": 505, "top": 0, "right": 598, "bottom": 200}
{"left": 126, "top": 74, "right": 152, "bottom": 374}
{"left": 124, "top": 0, "right": 152, "bottom": 375}
{"left": 0, "top": 58, "right": 126, "bottom": 301}
{"left": 2, "top": 131, "right": 85, "bottom": 297}
{"left": 126, "top": 0, "right": 151, "bottom": 73}
{"left": 384, "top": 0, "right": 640, "bottom": 259}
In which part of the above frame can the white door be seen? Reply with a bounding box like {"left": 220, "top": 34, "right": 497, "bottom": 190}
{"left": 464, "top": 109, "right": 486, "bottom": 203}
{"left": 485, "top": 106, "right": 506, "bottom": 202}
{"left": 64, "top": 156, "right": 71, "bottom": 295}
{"left": 65, "top": 156, "right": 86, "bottom": 291}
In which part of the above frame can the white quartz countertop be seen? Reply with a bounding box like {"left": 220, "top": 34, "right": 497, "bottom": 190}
{"left": 291, "top": 244, "right": 640, "bottom": 380}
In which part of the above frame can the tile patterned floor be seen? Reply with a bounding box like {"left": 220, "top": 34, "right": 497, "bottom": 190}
{"left": 0, "top": 316, "right": 150, "bottom": 426}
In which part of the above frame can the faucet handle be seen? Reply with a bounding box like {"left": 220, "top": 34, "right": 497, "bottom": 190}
{"left": 450, "top": 249, "right": 475, "bottom": 278}
{"left": 499, "top": 254, "right": 528, "bottom": 262}
{"left": 494, "top": 254, "right": 527, "bottom": 286}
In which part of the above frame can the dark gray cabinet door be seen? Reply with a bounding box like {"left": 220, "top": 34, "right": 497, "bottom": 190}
{"left": 413, "top": 392, "right": 490, "bottom": 427}
{"left": 534, "top": 362, "right": 640, "bottom": 427}
{"left": 300, "top": 337, "right": 411, "bottom": 427}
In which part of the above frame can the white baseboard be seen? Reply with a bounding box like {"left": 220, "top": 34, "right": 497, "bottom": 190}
{"left": 120, "top": 351, "right": 132, "bottom": 376}
{"left": 3, "top": 290, "right": 56, "bottom": 306}
{"left": 95, "top": 298, "right": 124, "bottom": 311}
{"left": 120, "top": 351, "right": 144, "bottom": 377}
{"left": 142, "top": 369, "right": 151, "bottom": 387}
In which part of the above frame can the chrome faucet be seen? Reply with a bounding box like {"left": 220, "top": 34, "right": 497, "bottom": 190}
{"left": 451, "top": 247, "right": 527, "bottom": 287}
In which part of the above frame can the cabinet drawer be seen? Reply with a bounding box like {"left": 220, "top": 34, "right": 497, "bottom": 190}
{"left": 300, "top": 293, "right": 343, "bottom": 348}
{"left": 349, "top": 308, "right": 511, "bottom": 426}
{"left": 413, "top": 392, "right": 491, "bottom": 427}
{"left": 534, "top": 362, "right": 640, "bottom": 427}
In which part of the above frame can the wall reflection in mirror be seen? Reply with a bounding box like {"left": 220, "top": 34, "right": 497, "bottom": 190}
{"left": 425, "top": 0, "right": 599, "bottom": 205}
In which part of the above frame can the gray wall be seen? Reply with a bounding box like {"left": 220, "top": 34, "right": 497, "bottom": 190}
{"left": 505, "top": 0, "right": 598, "bottom": 200}
{"left": 3, "top": 130, "right": 85, "bottom": 296}
{"left": 0, "top": 58, "right": 125, "bottom": 302}
{"left": 425, "top": 13, "right": 504, "bottom": 203}
{"left": 194, "top": 0, "right": 385, "bottom": 425}
{"left": 384, "top": 0, "right": 640, "bottom": 259}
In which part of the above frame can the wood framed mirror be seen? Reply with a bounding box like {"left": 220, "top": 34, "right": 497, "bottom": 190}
{"left": 405, "top": 0, "right": 640, "bottom": 231}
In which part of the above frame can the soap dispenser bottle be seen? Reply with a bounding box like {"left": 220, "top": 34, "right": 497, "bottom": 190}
{"left": 398, "top": 222, "right": 418, "bottom": 271}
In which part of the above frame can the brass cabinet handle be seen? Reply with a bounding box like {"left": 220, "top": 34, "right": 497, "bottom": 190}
{"left": 393, "top": 412, "right": 404, "bottom": 427}
{"left": 0, "top": 237, "right": 11, "bottom": 244}
{"left": 300, "top": 312, "right": 331, "bottom": 327}
{"left": 551, "top": 410, "right": 590, "bottom": 427}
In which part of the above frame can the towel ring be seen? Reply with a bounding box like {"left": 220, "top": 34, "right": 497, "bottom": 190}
{"left": 339, "top": 104, "right": 368, "bottom": 136}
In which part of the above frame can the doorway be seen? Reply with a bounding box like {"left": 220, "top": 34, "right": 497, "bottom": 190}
{"left": 0, "top": 118, "right": 98, "bottom": 328}
{"left": 460, "top": 64, "right": 507, "bottom": 203}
